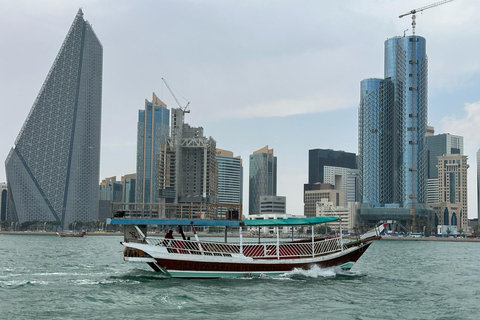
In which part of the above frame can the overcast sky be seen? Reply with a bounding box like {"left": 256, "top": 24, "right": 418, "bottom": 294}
{"left": 1, "top": 0, "right": 479, "bottom": 218}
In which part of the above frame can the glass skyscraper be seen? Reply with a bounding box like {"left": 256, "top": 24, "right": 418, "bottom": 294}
{"left": 216, "top": 149, "right": 242, "bottom": 206}
{"left": 308, "top": 149, "right": 356, "bottom": 185}
{"left": 5, "top": 9, "right": 102, "bottom": 230}
{"left": 249, "top": 146, "right": 277, "bottom": 215}
{"left": 359, "top": 35, "right": 428, "bottom": 209}
{"left": 135, "top": 93, "right": 169, "bottom": 204}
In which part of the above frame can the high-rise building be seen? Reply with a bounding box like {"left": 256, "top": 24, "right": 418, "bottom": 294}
{"left": 99, "top": 177, "right": 123, "bottom": 202}
{"left": 425, "top": 133, "right": 463, "bottom": 204}
{"left": 136, "top": 93, "right": 170, "bottom": 204}
{"left": 249, "top": 146, "right": 277, "bottom": 215}
{"left": 216, "top": 149, "right": 242, "bottom": 207}
{"left": 157, "top": 108, "right": 217, "bottom": 205}
{"left": 1, "top": 182, "right": 7, "bottom": 221}
{"left": 385, "top": 35, "right": 428, "bottom": 207}
{"left": 432, "top": 154, "right": 469, "bottom": 230}
{"left": 121, "top": 174, "right": 136, "bottom": 204}
{"left": 359, "top": 35, "right": 428, "bottom": 208}
{"left": 426, "top": 133, "right": 463, "bottom": 179}
{"left": 5, "top": 9, "right": 102, "bottom": 229}
{"left": 308, "top": 149, "right": 356, "bottom": 185}
{"left": 358, "top": 78, "right": 394, "bottom": 206}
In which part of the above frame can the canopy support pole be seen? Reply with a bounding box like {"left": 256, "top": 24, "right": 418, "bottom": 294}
{"left": 339, "top": 219, "right": 344, "bottom": 251}
{"left": 276, "top": 227, "right": 280, "bottom": 259}
{"left": 239, "top": 226, "right": 243, "bottom": 255}
{"left": 311, "top": 225, "right": 315, "bottom": 257}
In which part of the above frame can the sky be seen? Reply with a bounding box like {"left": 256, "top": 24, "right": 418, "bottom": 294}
{"left": 1, "top": 0, "right": 479, "bottom": 218}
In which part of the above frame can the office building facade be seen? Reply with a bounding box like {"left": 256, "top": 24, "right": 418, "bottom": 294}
{"left": 308, "top": 149, "right": 356, "bottom": 185}
{"left": 136, "top": 93, "right": 170, "bottom": 204}
{"left": 121, "top": 174, "right": 136, "bottom": 204}
{"left": 216, "top": 149, "right": 242, "bottom": 206}
{"left": 432, "top": 154, "right": 469, "bottom": 230}
{"left": 259, "top": 196, "right": 286, "bottom": 215}
{"left": 5, "top": 9, "right": 102, "bottom": 229}
{"left": 249, "top": 146, "right": 277, "bottom": 215}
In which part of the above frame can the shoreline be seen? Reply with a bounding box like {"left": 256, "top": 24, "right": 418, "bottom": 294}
{"left": 1, "top": 231, "right": 480, "bottom": 242}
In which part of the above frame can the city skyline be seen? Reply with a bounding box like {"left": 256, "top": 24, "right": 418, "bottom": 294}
{"left": 1, "top": 1, "right": 479, "bottom": 217}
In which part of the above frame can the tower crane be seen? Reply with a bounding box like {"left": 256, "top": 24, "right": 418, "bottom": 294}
{"left": 161, "top": 78, "right": 190, "bottom": 114}
{"left": 399, "top": 0, "right": 454, "bottom": 35}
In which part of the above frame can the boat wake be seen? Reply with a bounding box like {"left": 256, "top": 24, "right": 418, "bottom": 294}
{"left": 282, "top": 265, "right": 365, "bottom": 279}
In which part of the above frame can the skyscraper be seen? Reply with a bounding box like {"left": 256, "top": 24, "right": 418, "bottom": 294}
{"left": 5, "top": 9, "right": 102, "bottom": 229}
{"left": 359, "top": 35, "right": 428, "bottom": 207}
{"left": 156, "top": 108, "right": 218, "bottom": 205}
{"left": 216, "top": 149, "right": 242, "bottom": 206}
{"left": 249, "top": 146, "right": 277, "bottom": 215}
{"left": 135, "top": 93, "right": 170, "bottom": 204}
{"left": 308, "top": 149, "right": 356, "bottom": 185}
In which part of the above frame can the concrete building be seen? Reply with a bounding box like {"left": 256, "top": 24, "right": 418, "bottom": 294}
{"left": 249, "top": 146, "right": 277, "bottom": 215}
{"left": 156, "top": 108, "right": 218, "bottom": 205}
{"left": 216, "top": 149, "right": 242, "bottom": 209}
{"left": 304, "top": 184, "right": 344, "bottom": 218}
{"left": 246, "top": 213, "right": 300, "bottom": 235}
{"left": 315, "top": 198, "right": 358, "bottom": 233}
{"left": 1, "top": 182, "right": 7, "bottom": 221}
{"left": 259, "top": 196, "right": 286, "bottom": 215}
{"left": 5, "top": 9, "right": 102, "bottom": 229}
{"left": 136, "top": 93, "right": 170, "bottom": 204}
{"left": 346, "top": 169, "right": 360, "bottom": 203}
{"left": 433, "top": 154, "right": 469, "bottom": 230}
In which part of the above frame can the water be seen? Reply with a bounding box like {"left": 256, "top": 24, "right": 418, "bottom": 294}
{"left": 1, "top": 235, "right": 479, "bottom": 320}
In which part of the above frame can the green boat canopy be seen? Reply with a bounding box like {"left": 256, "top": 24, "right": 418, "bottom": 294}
{"left": 243, "top": 216, "right": 339, "bottom": 227}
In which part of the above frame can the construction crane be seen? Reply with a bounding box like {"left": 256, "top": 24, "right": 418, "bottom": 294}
{"left": 161, "top": 78, "right": 190, "bottom": 114}
{"left": 399, "top": 0, "right": 454, "bottom": 35}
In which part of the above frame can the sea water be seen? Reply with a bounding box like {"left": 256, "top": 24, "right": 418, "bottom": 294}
{"left": 0, "top": 235, "right": 479, "bottom": 320}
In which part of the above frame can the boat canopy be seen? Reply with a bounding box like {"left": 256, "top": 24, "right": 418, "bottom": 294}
{"left": 243, "top": 216, "right": 339, "bottom": 227}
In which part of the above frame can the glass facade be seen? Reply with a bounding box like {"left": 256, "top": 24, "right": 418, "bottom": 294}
{"left": 385, "top": 36, "right": 428, "bottom": 206}
{"left": 308, "top": 149, "right": 356, "bottom": 184}
{"left": 358, "top": 79, "right": 394, "bottom": 206}
{"left": 135, "top": 94, "right": 169, "bottom": 204}
{"left": 359, "top": 35, "right": 429, "bottom": 210}
{"left": 249, "top": 146, "right": 277, "bottom": 215}
{"left": 426, "top": 134, "right": 463, "bottom": 179}
{"left": 1, "top": 187, "right": 7, "bottom": 221}
{"left": 5, "top": 9, "right": 102, "bottom": 229}
{"left": 216, "top": 155, "right": 242, "bottom": 205}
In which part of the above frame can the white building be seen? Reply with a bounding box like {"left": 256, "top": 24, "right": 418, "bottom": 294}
{"left": 315, "top": 198, "right": 357, "bottom": 233}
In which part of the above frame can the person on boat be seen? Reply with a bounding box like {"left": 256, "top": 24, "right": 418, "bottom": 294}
{"left": 165, "top": 230, "right": 174, "bottom": 240}
{"left": 163, "top": 229, "right": 174, "bottom": 247}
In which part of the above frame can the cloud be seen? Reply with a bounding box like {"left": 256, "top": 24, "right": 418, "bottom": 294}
{"left": 440, "top": 101, "right": 480, "bottom": 147}
{"left": 233, "top": 94, "right": 353, "bottom": 119}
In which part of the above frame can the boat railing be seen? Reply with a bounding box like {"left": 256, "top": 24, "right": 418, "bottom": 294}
{"left": 143, "top": 237, "right": 347, "bottom": 258}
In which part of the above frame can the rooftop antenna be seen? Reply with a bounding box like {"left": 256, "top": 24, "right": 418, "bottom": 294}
{"left": 403, "top": 29, "right": 409, "bottom": 37}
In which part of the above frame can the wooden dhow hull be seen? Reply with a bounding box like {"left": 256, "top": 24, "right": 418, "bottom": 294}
{"left": 122, "top": 238, "right": 377, "bottom": 278}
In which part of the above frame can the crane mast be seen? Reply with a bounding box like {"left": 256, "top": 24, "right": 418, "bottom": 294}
{"left": 399, "top": 0, "right": 454, "bottom": 35}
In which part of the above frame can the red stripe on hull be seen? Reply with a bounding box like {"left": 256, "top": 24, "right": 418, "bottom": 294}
{"left": 154, "top": 243, "right": 372, "bottom": 273}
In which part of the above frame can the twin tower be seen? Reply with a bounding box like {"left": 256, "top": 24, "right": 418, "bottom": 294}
{"left": 359, "top": 36, "right": 428, "bottom": 214}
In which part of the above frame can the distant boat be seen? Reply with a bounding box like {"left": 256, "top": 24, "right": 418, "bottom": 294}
{"left": 56, "top": 231, "right": 86, "bottom": 238}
